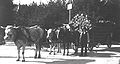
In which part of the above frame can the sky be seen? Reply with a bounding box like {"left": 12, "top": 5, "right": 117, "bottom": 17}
{"left": 13, "top": 0, "right": 50, "bottom": 5}
{"left": 13, "top": 0, "right": 70, "bottom": 5}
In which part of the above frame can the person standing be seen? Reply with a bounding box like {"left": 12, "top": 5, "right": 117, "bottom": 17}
{"left": 80, "top": 27, "right": 88, "bottom": 56}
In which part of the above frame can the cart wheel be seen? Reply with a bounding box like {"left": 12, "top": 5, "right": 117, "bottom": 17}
{"left": 107, "top": 44, "right": 112, "bottom": 48}
{"left": 88, "top": 46, "right": 93, "bottom": 51}
{"left": 96, "top": 43, "right": 101, "bottom": 48}
{"left": 88, "top": 44, "right": 93, "bottom": 51}
{"left": 106, "top": 34, "right": 112, "bottom": 48}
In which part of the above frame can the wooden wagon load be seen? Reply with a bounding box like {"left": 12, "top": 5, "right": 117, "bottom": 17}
{"left": 88, "top": 21, "right": 114, "bottom": 50}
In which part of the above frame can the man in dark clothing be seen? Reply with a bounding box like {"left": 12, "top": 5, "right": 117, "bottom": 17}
{"left": 80, "top": 28, "right": 88, "bottom": 56}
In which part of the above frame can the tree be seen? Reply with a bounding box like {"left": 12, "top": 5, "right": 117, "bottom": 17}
{"left": 0, "top": 0, "right": 14, "bottom": 26}
{"left": 72, "top": 0, "right": 120, "bottom": 24}
{"left": 15, "top": 2, "right": 47, "bottom": 26}
{"left": 44, "top": 0, "right": 68, "bottom": 28}
{"left": 15, "top": 5, "right": 30, "bottom": 26}
{"left": 98, "top": 0, "right": 120, "bottom": 23}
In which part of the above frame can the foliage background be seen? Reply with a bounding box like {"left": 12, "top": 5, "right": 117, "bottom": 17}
{"left": 0, "top": 0, "right": 120, "bottom": 27}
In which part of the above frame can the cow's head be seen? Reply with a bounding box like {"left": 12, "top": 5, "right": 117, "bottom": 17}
{"left": 4, "top": 25, "right": 14, "bottom": 41}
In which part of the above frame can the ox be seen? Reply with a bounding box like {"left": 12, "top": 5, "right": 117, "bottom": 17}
{"left": 0, "top": 26, "right": 5, "bottom": 45}
{"left": 4, "top": 25, "right": 45, "bottom": 62}
{"left": 46, "top": 28, "right": 61, "bottom": 55}
{"left": 58, "top": 24, "right": 80, "bottom": 55}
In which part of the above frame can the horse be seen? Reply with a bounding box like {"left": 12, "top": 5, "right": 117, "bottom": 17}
{"left": 4, "top": 25, "right": 45, "bottom": 62}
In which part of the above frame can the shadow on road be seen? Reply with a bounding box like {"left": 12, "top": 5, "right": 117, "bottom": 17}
{"left": 0, "top": 56, "right": 17, "bottom": 58}
{"left": 70, "top": 52, "right": 116, "bottom": 57}
{"left": 45, "top": 59, "right": 95, "bottom": 64}
{"left": 25, "top": 58, "right": 95, "bottom": 64}
{"left": 0, "top": 56, "right": 34, "bottom": 58}
{"left": 70, "top": 46, "right": 120, "bottom": 57}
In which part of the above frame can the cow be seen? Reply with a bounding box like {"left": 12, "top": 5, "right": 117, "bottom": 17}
{"left": 46, "top": 27, "right": 61, "bottom": 55}
{"left": 70, "top": 27, "right": 81, "bottom": 55}
{"left": 4, "top": 25, "right": 45, "bottom": 62}
{"left": 0, "top": 26, "right": 5, "bottom": 45}
{"left": 58, "top": 24, "right": 79, "bottom": 55}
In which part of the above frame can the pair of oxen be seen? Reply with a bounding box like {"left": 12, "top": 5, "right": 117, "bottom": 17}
{"left": 42, "top": 24, "right": 89, "bottom": 56}
{"left": 2, "top": 24, "right": 89, "bottom": 62}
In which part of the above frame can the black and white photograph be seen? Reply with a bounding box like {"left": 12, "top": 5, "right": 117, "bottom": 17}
{"left": 0, "top": 0, "right": 120, "bottom": 64}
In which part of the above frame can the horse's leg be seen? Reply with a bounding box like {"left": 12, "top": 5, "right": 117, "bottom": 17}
{"left": 67, "top": 43, "right": 69, "bottom": 56}
{"left": 16, "top": 47, "right": 20, "bottom": 61}
{"left": 63, "top": 43, "right": 65, "bottom": 55}
{"left": 22, "top": 45, "right": 25, "bottom": 62}
{"left": 34, "top": 44, "right": 38, "bottom": 58}
{"left": 38, "top": 44, "right": 41, "bottom": 58}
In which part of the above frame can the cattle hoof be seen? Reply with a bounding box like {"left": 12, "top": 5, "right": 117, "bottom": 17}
{"left": 74, "top": 52, "right": 77, "bottom": 55}
{"left": 16, "top": 59, "right": 20, "bottom": 61}
{"left": 63, "top": 53, "right": 65, "bottom": 56}
{"left": 49, "top": 53, "right": 51, "bottom": 55}
{"left": 67, "top": 54, "right": 69, "bottom": 56}
{"left": 84, "top": 54, "right": 88, "bottom": 56}
{"left": 34, "top": 56, "right": 37, "bottom": 59}
{"left": 57, "top": 51, "right": 61, "bottom": 53}
{"left": 38, "top": 56, "right": 41, "bottom": 58}
{"left": 79, "top": 54, "right": 83, "bottom": 56}
{"left": 22, "top": 59, "right": 25, "bottom": 62}
{"left": 54, "top": 53, "right": 55, "bottom": 55}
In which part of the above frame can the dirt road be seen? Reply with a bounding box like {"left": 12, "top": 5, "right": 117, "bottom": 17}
{"left": 0, "top": 42, "right": 120, "bottom": 64}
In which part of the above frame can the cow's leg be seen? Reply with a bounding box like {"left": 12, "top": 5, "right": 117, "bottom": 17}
{"left": 49, "top": 43, "right": 53, "bottom": 55}
{"left": 53, "top": 43, "right": 56, "bottom": 55}
{"left": 57, "top": 43, "right": 61, "bottom": 53}
{"left": 22, "top": 46, "right": 25, "bottom": 62}
{"left": 74, "top": 40, "right": 79, "bottom": 55}
{"left": 34, "top": 44, "right": 38, "bottom": 58}
{"left": 16, "top": 47, "right": 20, "bottom": 61}
{"left": 80, "top": 45, "right": 84, "bottom": 56}
{"left": 59, "top": 43, "right": 61, "bottom": 53}
{"left": 67, "top": 43, "right": 69, "bottom": 56}
{"left": 74, "top": 44, "right": 78, "bottom": 54}
{"left": 84, "top": 43, "right": 88, "bottom": 56}
{"left": 38, "top": 44, "right": 41, "bottom": 58}
{"left": 63, "top": 43, "right": 65, "bottom": 55}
